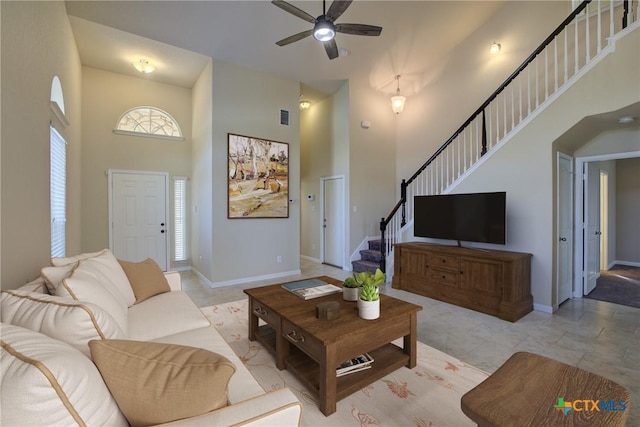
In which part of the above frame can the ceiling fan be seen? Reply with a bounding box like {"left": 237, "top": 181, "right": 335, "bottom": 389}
{"left": 272, "top": 0, "right": 382, "bottom": 60}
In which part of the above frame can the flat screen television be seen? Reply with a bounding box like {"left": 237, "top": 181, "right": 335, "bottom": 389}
{"left": 414, "top": 192, "right": 506, "bottom": 244}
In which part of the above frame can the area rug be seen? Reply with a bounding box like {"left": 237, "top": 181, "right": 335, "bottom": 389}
{"left": 585, "top": 265, "right": 640, "bottom": 309}
{"left": 201, "top": 300, "right": 489, "bottom": 427}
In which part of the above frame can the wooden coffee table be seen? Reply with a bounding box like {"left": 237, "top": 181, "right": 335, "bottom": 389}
{"left": 244, "top": 276, "right": 422, "bottom": 416}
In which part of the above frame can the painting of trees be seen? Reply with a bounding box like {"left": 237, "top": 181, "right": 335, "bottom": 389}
{"left": 228, "top": 133, "right": 289, "bottom": 218}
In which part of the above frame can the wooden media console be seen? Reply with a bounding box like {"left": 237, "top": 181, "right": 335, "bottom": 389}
{"left": 392, "top": 242, "right": 532, "bottom": 321}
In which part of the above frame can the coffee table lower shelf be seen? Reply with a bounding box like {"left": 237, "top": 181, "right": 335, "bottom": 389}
{"left": 285, "top": 343, "right": 410, "bottom": 401}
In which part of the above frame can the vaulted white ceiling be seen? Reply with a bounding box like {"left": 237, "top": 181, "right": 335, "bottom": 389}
{"left": 65, "top": 0, "right": 505, "bottom": 99}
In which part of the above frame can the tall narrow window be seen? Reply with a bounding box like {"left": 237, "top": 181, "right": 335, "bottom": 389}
{"left": 50, "top": 126, "right": 67, "bottom": 257}
{"left": 173, "top": 177, "right": 187, "bottom": 261}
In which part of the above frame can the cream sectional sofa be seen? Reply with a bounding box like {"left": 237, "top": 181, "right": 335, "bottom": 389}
{"left": 0, "top": 250, "right": 301, "bottom": 426}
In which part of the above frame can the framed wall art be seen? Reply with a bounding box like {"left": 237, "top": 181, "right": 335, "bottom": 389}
{"left": 227, "top": 133, "right": 289, "bottom": 218}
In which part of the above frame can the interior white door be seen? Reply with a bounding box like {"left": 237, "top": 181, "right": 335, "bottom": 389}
{"left": 583, "top": 163, "right": 600, "bottom": 295}
{"left": 322, "top": 177, "right": 345, "bottom": 268}
{"left": 111, "top": 171, "right": 168, "bottom": 271}
{"left": 557, "top": 154, "right": 573, "bottom": 304}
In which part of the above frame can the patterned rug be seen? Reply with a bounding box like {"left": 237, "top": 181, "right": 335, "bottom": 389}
{"left": 201, "top": 300, "right": 489, "bottom": 427}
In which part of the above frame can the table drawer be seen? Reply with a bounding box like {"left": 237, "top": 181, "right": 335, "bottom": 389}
{"left": 282, "top": 318, "right": 323, "bottom": 360}
{"left": 251, "top": 300, "right": 279, "bottom": 327}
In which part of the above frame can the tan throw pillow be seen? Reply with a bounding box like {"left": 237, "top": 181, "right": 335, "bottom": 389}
{"left": 118, "top": 258, "right": 171, "bottom": 304}
{"left": 89, "top": 340, "right": 236, "bottom": 427}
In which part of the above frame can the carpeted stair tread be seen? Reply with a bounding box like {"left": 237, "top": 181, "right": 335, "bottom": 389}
{"left": 352, "top": 259, "right": 380, "bottom": 274}
{"left": 359, "top": 249, "right": 383, "bottom": 263}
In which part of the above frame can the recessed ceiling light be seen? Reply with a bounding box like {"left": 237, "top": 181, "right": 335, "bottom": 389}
{"left": 339, "top": 48, "right": 349, "bottom": 57}
{"left": 618, "top": 116, "right": 635, "bottom": 124}
{"left": 490, "top": 41, "right": 501, "bottom": 55}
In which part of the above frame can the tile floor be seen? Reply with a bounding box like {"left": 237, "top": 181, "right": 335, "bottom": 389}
{"left": 181, "top": 258, "right": 639, "bottom": 425}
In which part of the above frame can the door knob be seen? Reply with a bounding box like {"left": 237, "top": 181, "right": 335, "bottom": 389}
{"left": 161, "top": 230, "right": 165, "bottom": 233}
{"left": 559, "top": 237, "right": 567, "bottom": 241}
{"left": 161, "top": 223, "right": 165, "bottom": 226}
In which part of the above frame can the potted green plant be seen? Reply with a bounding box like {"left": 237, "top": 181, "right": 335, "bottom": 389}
{"left": 355, "top": 269, "right": 385, "bottom": 320}
{"left": 342, "top": 277, "right": 361, "bottom": 301}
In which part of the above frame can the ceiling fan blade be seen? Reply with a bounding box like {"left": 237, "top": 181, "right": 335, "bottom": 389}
{"left": 271, "top": 0, "right": 316, "bottom": 24}
{"left": 335, "top": 23, "right": 382, "bottom": 36}
{"left": 276, "top": 29, "right": 314, "bottom": 46}
{"left": 323, "top": 39, "right": 339, "bottom": 60}
{"left": 326, "top": 0, "right": 353, "bottom": 21}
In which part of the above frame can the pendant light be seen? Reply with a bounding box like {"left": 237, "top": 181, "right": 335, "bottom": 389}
{"left": 391, "top": 75, "right": 406, "bottom": 114}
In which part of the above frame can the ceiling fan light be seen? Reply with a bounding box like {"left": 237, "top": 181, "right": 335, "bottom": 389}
{"left": 300, "top": 100, "right": 311, "bottom": 110}
{"left": 314, "top": 19, "right": 335, "bottom": 41}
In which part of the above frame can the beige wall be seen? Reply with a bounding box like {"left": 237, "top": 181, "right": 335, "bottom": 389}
{"left": 206, "top": 59, "right": 300, "bottom": 284}
{"left": 300, "top": 94, "right": 333, "bottom": 260}
{"left": 190, "top": 61, "right": 214, "bottom": 278}
{"left": 616, "top": 158, "right": 640, "bottom": 264}
{"left": 348, "top": 78, "right": 397, "bottom": 254}
{"left": 80, "top": 67, "right": 192, "bottom": 268}
{"left": 395, "top": 1, "right": 569, "bottom": 186}
{"left": 1, "top": 1, "right": 82, "bottom": 288}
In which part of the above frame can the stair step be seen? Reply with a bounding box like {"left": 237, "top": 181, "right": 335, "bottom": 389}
{"left": 367, "top": 239, "right": 385, "bottom": 251}
{"left": 352, "top": 260, "right": 380, "bottom": 274}
{"left": 360, "top": 249, "right": 383, "bottom": 263}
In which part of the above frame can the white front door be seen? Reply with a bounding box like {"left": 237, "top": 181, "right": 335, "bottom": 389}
{"left": 110, "top": 171, "right": 168, "bottom": 271}
{"left": 322, "top": 176, "right": 345, "bottom": 268}
{"left": 557, "top": 154, "right": 573, "bottom": 305}
{"left": 583, "top": 163, "right": 600, "bottom": 295}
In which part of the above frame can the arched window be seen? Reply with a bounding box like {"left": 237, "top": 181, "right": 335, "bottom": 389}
{"left": 114, "top": 107, "right": 184, "bottom": 141}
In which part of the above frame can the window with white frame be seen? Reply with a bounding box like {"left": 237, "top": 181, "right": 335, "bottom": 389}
{"left": 173, "top": 177, "right": 187, "bottom": 261}
{"left": 50, "top": 126, "right": 66, "bottom": 257}
{"left": 114, "top": 106, "right": 184, "bottom": 140}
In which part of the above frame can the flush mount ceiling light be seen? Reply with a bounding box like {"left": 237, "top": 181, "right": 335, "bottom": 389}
{"left": 618, "top": 116, "right": 635, "bottom": 124}
{"left": 134, "top": 59, "right": 155, "bottom": 74}
{"left": 490, "top": 41, "right": 501, "bottom": 55}
{"left": 391, "top": 75, "right": 406, "bottom": 114}
{"left": 300, "top": 100, "right": 311, "bottom": 110}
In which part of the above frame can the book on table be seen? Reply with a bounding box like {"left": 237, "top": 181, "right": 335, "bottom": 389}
{"left": 336, "top": 353, "right": 374, "bottom": 377}
{"left": 281, "top": 278, "right": 342, "bottom": 300}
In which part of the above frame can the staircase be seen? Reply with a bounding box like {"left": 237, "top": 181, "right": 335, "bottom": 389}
{"left": 378, "top": 0, "right": 639, "bottom": 274}
{"left": 352, "top": 239, "right": 383, "bottom": 274}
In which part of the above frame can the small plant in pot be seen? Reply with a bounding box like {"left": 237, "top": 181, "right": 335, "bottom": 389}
{"left": 355, "top": 269, "right": 385, "bottom": 320}
{"left": 342, "top": 277, "right": 361, "bottom": 301}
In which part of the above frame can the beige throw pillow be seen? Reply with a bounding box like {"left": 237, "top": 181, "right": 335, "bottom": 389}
{"left": 118, "top": 258, "right": 171, "bottom": 304}
{"left": 89, "top": 340, "right": 236, "bottom": 427}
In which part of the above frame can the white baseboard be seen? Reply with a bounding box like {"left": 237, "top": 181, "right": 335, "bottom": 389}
{"left": 206, "top": 269, "right": 302, "bottom": 289}
{"left": 191, "top": 267, "right": 213, "bottom": 288}
{"left": 300, "top": 255, "right": 321, "bottom": 263}
{"left": 612, "top": 260, "right": 640, "bottom": 268}
{"left": 170, "top": 266, "right": 192, "bottom": 272}
{"left": 533, "top": 303, "right": 554, "bottom": 314}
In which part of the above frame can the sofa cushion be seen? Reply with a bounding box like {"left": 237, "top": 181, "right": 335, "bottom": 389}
{"left": 51, "top": 249, "right": 106, "bottom": 267}
{"left": 89, "top": 339, "right": 236, "bottom": 427}
{"left": 118, "top": 258, "right": 170, "bottom": 304}
{"left": 0, "top": 323, "right": 128, "bottom": 427}
{"left": 153, "top": 325, "right": 265, "bottom": 404}
{"left": 41, "top": 263, "right": 77, "bottom": 294}
{"left": 57, "top": 264, "right": 129, "bottom": 335}
{"left": 57, "top": 250, "right": 136, "bottom": 307}
{"left": 1, "top": 290, "right": 125, "bottom": 357}
{"left": 127, "top": 291, "right": 210, "bottom": 341}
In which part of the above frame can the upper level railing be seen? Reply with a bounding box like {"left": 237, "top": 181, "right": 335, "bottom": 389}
{"left": 379, "top": 0, "right": 638, "bottom": 273}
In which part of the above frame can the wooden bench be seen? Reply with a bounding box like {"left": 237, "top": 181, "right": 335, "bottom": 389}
{"left": 461, "top": 352, "right": 630, "bottom": 426}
